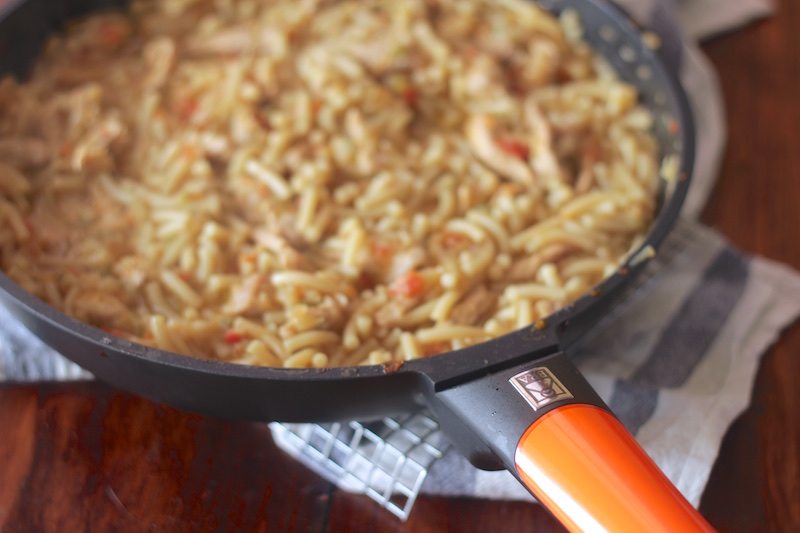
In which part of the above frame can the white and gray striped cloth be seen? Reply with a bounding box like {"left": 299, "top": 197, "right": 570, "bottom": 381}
{"left": 0, "top": 0, "right": 785, "bottom": 513}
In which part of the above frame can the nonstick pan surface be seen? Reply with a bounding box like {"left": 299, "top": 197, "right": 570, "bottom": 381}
{"left": 0, "top": 1, "right": 710, "bottom": 531}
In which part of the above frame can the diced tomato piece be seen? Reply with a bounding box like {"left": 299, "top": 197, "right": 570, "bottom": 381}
{"left": 223, "top": 330, "right": 245, "bottom": 344}
{"left": 495, "top": 138, "right": 530, "bottom": 160}
{"left": 403, "top": 87, "right": 418, "bottom": 107}
{"left": 181, "top": 145, "right": 197, "bottom": 159}
{"left": 389, "top": 270, "right": 424, "bottom": 298}
{"left": 178, "top": 97, "right": 199, "bottom": 120}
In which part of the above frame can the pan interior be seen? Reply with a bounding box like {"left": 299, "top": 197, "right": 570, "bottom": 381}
{"left": 0, "top": 0, "right": 693, "bottom": 387}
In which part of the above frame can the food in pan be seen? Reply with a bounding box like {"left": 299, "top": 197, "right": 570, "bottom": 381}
{"left": 0, "top": 0, "right": 662, "bottom": 368}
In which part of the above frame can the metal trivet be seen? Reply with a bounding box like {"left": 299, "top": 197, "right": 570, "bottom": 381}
{"left": 270, "top": 411, "right": 450, "bottom": 521}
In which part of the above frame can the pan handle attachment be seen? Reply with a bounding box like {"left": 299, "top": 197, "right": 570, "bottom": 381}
{"left": 514, "top": 403, "right": 715, "bottom": 533}
{"left": 429, "top": 351, "right": 716, "bottom": 532}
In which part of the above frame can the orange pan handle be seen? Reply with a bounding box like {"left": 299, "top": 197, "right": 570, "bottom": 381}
{"left": 431, "top": 351, "right": 716, "bottom": 532}
{"left": 514, "top": 403, "right": 715, "bottom": 533}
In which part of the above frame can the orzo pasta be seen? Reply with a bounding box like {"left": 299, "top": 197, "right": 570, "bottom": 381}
{"left": 0, "top": 0, "right": 662, "bottom": 368}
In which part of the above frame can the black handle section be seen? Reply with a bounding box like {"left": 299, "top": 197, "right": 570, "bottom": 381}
{"left": 426, "top": 351, "right": 609, "bottom": 471}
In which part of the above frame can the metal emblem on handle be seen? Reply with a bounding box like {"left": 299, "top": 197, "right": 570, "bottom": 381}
{"left": 509, "top": 367, "right": 573, "bottom": 411}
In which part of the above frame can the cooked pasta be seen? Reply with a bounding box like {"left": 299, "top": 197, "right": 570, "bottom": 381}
{"left": 0, "top": 0, "right": 662, "bottom": 368}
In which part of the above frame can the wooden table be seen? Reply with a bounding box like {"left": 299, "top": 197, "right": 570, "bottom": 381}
{"left": 2, "top": 2, "right": 800, "bottom": 532}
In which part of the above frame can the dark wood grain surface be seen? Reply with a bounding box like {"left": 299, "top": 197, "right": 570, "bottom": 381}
{"left": 2, "top": 2, "right": 800, "bottom": 532}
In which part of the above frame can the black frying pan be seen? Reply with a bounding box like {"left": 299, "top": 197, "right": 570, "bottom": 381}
{"left": 0, "top": 0, "right": 714, "bottom": 530}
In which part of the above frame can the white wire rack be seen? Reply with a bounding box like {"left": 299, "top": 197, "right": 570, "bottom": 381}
{"left": 270, "top": 411, "right": 450, "bottom": 521}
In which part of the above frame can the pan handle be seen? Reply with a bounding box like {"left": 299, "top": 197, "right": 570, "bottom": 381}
{"left": 430, "top": 351, "right": 715, "bottom": 532}
{"left": 514, "top": 403, "right": 715, "bottom": 532}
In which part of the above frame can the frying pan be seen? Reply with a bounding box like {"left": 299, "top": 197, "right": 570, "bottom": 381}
{"left": 0, "top": 0, "right": 713, "bottom": 530}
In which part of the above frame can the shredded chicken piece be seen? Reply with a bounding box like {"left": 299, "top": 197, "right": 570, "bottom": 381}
{"left": 574, "top": 141, "right": 599, "bottom": 194}
{"left": 224, "top": 273, "right": 265, "bottom": 315}
{"left": 279, "top": 297, "right": 346, "bottom": 337}
{"left": 507, "top": 243, "right": 575, "bottom": 282}
{"left": 574, "top": 165, "right": 594, "bottom": 194}
{"left": 345, "top": 41, "right": 403, "bottom": 75}
{"left": 254, "top": 229, "right": 310, "bottom": 270}
{"left": 42, "top": 83, "right": 104, "bottom": 143}
{"left": 143, "top": 37, "right": 176, "bottom": 90}
{"left": 308, "top": 298, "right": 346, "bottom": 330}
{"left": 522, "top": 39, "right": 561, "bottom": 88}
{"left": 113, "top": 256, "right": 150, "bottom": 291}
{"left": 71, "top": 116, "right": 129, "bottom": 173}
{"left": 200, "top": 132, "right": 230, "bottom": 159}
{"left": 230, "top": 107, "right": 261, "bottom": 146}
{"left": 524, "top": 96, "right": 562, "bottom": 182}
{"left": 463, "top": 54, "right": 506, "bottom": 96}
{"left": 267, "top": 211, "right": 308, "bottom": 250}
{"left": 386, "top": 247, "right": 427, "bottom": 283}
{"left": 465, "top": 114, "right": 537, "bottom": 187}
{"left": 184, "top": 26, "right": 286, "bottom": 58}
{"left": 450, "top": 284, "right": 497, "bottom": 325}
